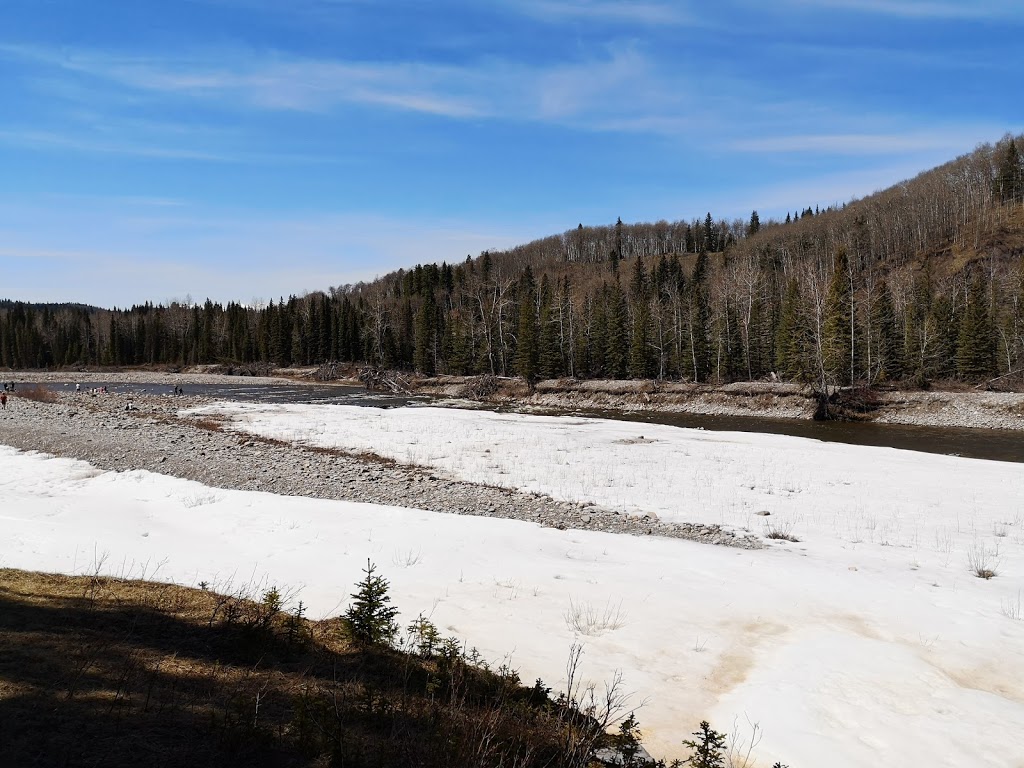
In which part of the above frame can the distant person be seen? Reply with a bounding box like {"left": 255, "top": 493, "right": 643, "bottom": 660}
{"left": 1, "top": 393, "right": 6, "bottom": 410}
{"left": 76, "top": 383, "right": 81, "bottom": 393}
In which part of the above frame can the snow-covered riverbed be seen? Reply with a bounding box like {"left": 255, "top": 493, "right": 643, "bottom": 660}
{"left": 4, "top": 402, "right": 1024, "bottom": 766}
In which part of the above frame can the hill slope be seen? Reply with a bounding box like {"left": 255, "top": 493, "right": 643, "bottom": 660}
{"left": 2, "top": 135, "right": 1022, "bottom": 390}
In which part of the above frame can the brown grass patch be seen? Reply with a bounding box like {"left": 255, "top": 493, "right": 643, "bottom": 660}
{"left": 0, "top": 568, "right": 605, "bottom": 768}
{"left": 11, "top": 384, "right": 59, "bottom": 403}
{"left": 190, "top": 416, "right": 226, "bottom": 432}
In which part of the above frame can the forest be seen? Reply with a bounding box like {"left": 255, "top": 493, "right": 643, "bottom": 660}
{"left": 2, "top": 135, "right": 1023, "bottom": 391}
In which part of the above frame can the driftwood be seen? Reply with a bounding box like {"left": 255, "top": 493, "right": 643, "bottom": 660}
{"left": 314, "top": 361, "right": 342, "bottom": 381}
{"left": 462, "top": 374, "right": 500, "bottom": 399}
{"left": 225, "top": 362, "right": 272, "bottom": 377}
{"left": 357, "top": 367, "right": 413, "bottom": 393}
{"left": 975, "top": 368, "right": 1023, "bottom": 390}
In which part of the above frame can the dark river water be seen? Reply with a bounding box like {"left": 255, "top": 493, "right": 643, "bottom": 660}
{"left": 57, "top": 380, "right": 1024, "bottom": 464}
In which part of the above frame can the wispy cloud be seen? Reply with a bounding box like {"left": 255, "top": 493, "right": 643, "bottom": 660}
{"left": 0, "top": 128, "right": 233, "bottom": 161}
{"left": 729, "top": 130, "right": 998, "bottom": 156}
{"left": 2, "top": 43, "right": 677, "bottom": 130}
{"left": 777, "top": 0, "right": 1023, "bottom": 20}
{"left": 0, "top": 127, "right": 353, "bottom": 165}
{"left": 2, "top": 44, "right": 486, "bottom": 117}
{"left": 508, "top": 0, "right": 694, "bottom": 25}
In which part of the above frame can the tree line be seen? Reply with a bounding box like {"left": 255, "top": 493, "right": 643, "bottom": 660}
{"left": 3, "top": 135, "right": 1023, "bottom": 389}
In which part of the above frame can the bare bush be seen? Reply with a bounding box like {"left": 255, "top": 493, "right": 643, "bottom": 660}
{"left": 1001, "top": 590, "right": 1022, "bottom": 620}
{"left": 967, "top": 542, "right": 999, "bottom": 579}
{"left": 764, "top": 521, "right": 800, "bottom": 543}
{"left": 563, "top": 598, "right": 627, "bottom": 636}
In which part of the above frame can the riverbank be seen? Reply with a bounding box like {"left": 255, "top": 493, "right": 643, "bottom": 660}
{"left": 415, "top": 375, "right": 1024, "bottom": 431}
{"left": 6, "top": 368, "right": 1024, "bottom": 430}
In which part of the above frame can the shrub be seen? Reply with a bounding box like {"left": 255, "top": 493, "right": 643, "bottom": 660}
{"left": 967, "top": 542, "right": 999, "bottom": 579}
{"left": 764, "top": 521, "right": 800, "bottom": 543}
{"left": 13, "top": 384, "right": 58, "bottom": 403}
{"left": 563, "top": 597, "right": 627, "bottom": 636}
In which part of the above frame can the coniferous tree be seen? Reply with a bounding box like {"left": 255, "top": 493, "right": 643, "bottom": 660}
{"left": 775, "top": 278, "right": 807, "bottom": 380}
{"left": 515, "top": 267, "right": 539, "bottom": 382}
{"left": 682, "top": 720, "right": 726, "bottom": 768}
{"left": 703, "top": 213, "right": 716, "bottom": 252}
{"left": 538, "top": 276, "right": 563, "bottom": 378}
{"left": 587, "top": 289, "right": 609, "bottom": 376}
{"left": 931, "top": 293, "right": 960, "bottom": 379}
{"left": 628, "top": 255, "right": 653, "bottom": 378}
{"left": 605, "top": 280, "right": 628, "bottom": 378}
{"left": 686, "top": 251, "right": 711, "bottom": 381}
{"left": 869, "top": 279, "right": 903, "bottom": 382}
{"left": 345, "top": 560, "right": 399, "bottom": 647}
{"left": 822, "top": 248, "right": 854, "bottom": 385}
{"left": 747, "top": 210, "right": 761, "bottom": 237}
{"left": 957, "top": 275, "right": 995, "bottom": 379}
{"left": 414, "top": 291, "right": 437, "bottom": 374}
{"left": 993, "top": 136, "right": 1024, "bottom": 205}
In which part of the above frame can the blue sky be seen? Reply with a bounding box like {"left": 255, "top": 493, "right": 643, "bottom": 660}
{"left": 2, "top": 0, "right": 1022, "bottom": 308}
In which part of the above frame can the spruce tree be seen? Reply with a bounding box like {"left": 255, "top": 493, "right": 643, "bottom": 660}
{"left": 588, "top": 289, "right": 609, "bottom": 376}
{"left": 957, "top": 275, "right": 995, "bottom": 380}
{"left": 628, "top": 255, "right": 653, "bottom": 378}
{"left": 686, "top": 251, "right": 711, "bottom": 381}
{"left": 993, "top": 136, "right": 1024, "bottom": 205}
{"left": 869, "top": 279, "right": 903, "bottom": 382}
{"left": 682, "top": 720, "right": 726, "bottom": 768}
{"left": 515, "top": 267, "right": 539, "bottom": 382}
{"left": 611, "top": 217, "right": 624, "bottom": 275}
{"left": 605, "top": 280, "right": 628, "bottom": 378}
{"left": 747, "top": 210, "right": 760, "bottom": 236}
{"left": 931, "top": 294, "right": 960, "bottom": 379}
{"left": 413, "top": 291, "right": 437, "bottom": 375}
{"left": 345, "top": 560, "right": 399, "bottom": 647}
{"left": 822, "top": 248, "right": 854, "bottom": 385}
{"left": 703, "top": 213, "right": 716, "bottom": 252}
{"left": 538, "top": 275, "right": 563, "bottom": 378}
{"left": 775, "top": 278, "right": 806, "bottom": 380}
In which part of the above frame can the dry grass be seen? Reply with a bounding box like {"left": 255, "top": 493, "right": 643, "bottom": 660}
{"left": 0, "top": 568, "right": 603, "bottom": 768}
{"left": 967, "top": 543, "right": 999, "bottom": 579}
{"left": 764, "top": 521, "right": 800, "bottom": 543}
{"left": 11, "top": 383, "right": 59, "bottom": 403}
{"left": 190, "top": 416, "right": 226, "bottom": 432}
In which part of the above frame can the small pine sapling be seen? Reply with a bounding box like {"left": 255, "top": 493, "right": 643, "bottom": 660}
{"left": 345, "top": 560, "right": 399, "bottom": 647}
{"left": 406, "top": 613, "right": 441, "bottom": 657}
{"left": 612, "top": 711, "right": 644, "bottom": 767}
{"left": 682, "top": 720, "right": 727, "bottom": 768}
{"left": 285, "top": 600, "right": 309, "bottom": 648}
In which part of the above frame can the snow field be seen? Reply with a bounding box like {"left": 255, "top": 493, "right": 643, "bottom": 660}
{"left": 4, "top": 402, "right": 1024, "bottom": 766}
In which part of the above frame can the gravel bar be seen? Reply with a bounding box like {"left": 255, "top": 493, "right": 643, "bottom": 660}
{"left": 0, "top": 389, "right": 763, "bottom": 550}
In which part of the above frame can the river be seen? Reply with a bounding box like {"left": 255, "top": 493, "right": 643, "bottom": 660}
{"left": 56, "top": 380, "right": 1024, "bottom": 464}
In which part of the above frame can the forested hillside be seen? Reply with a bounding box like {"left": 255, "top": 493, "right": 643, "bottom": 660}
{"left": 3, "top": 135, "right": 1023, "bottom": 389}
